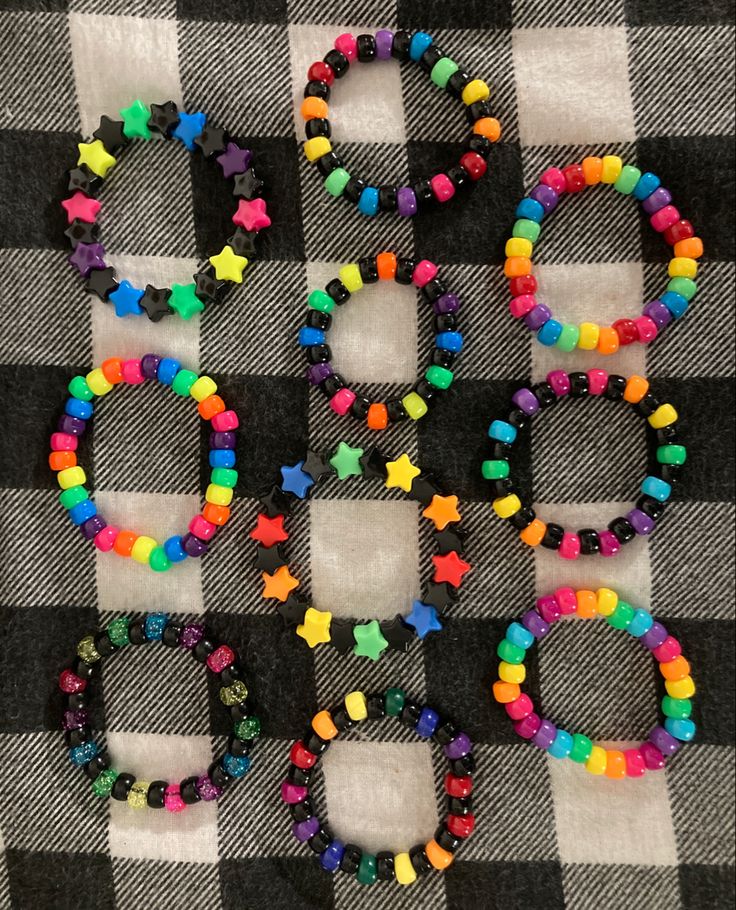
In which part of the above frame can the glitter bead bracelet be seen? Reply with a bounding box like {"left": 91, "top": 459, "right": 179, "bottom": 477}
{"left": 281, "top": 687, "right": 475, "bottom": 884}
{"left": 62, "top": 99, "right": 269, "bottom": 320}
{"left": 506, "top": 155, "right": 701, "bottom": 352}
{"left": 252, "top": 443, "right": 471, "bottom": 658}
{"left": 482, "top": 370, "right": 684, "bottom": 558}
{"left": 492, "top": 587, "right": 696, "bottom": 776}
{"left": 50, "top": 355, "right": 239, "bottom": 571}
{"left": 59, "top": 613, "right": 260, "bottom": 809}
{"left": 302, "top": 29, "right": 500, "bottom": 216}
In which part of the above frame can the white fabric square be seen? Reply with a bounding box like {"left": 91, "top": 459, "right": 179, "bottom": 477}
{"left": 513, "top": 27, "right": 636, "bottom": 146}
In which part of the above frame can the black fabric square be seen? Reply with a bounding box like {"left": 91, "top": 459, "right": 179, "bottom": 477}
{"left": 446, "top": 860, "right": 565, "bottom": 910}
{"left": 625, "top": 0, "right": 734, "bottom": 24}
{"left": 177, "top": 0, "right": 286, "bottom": 22}
{"left": 397, "top": 0, "right": 512, "bottom": 29}
{"left": 220, "top": 855, "right": 334, "bottom": 910}
{"left": 6, "top": 848, "right": 114, "bottom": 910}
{"left": 679, "top": 863, "right": 736, "bottom": 909}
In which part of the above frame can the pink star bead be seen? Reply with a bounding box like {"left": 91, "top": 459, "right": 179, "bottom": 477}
{"left": 232, "top": 197, "right": 271, "bottom": 232}
{"left": 61, "top": 191, "right": 101, "bottom": 224}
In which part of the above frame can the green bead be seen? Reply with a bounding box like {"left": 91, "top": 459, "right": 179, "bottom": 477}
{"left": 329, "top": 441, "right": 364, "bottom": 480}
{"left": 482, "top": 459, "right": 509, "bottom": 480}
{"left": 667, "top": 276, "right": 697, "bottom": 301}
{"left": 77, "top": 635, "right": 101, "bottom": 663}
{"left": 220, "top": 680, "right": 248, "bottom": 705}
{"left": 211, "top": 467, "right": 238, "bottom": 488}
{"left": 657, "top": 444, "right": 687, "bottom": 465}
{"left": 149, "top": 546, "right": 171, "bottom": 573}
{"left": 352, "top": 620, "right": 388, "bottom": 661}
{"left": 430, "top": 56, "right": 459, "bottom": 88}
{"left": 120, "top": 99, "right": 151, "bottom": 139}
{"left": 556, "top": 323, "right": 580, "bottom": 352}
{"left": 607, "top": 600, "right": 635, "bottom": 630}
{"left": 234, "top": 716, "right": 261, "bottom": 740}
{"left": 171, "top": 369, "right": 198, "bottom": 396}
{"left": 324, "top": 167, "right": 351, "bottom": 196}
{"left": 662, "top": 696, "right": 692, "bottom": 719}
{"left": 169, "top": 282, "right": 205, "bottom": 320}
{"left": 59, "top": 486, "right": 89, "bottom": 509}
{"left": 569, "top": 733, "right": 593, "bottom": 763}
{"left": 107, "top": 617, "right": 130, "bottom": 647}
{"left": 68, "top": 375, "right": 94, "bottom": 401}
{"left": 497, "top": 638, "right": 525, "bottom": 664}
{"left": 512, "top": 218, "right": 541, "bottom": 243}
{"left": 92, "top": 768, "right": 118, "bottom": 797}
{"left": 357, "top": 853, "right": 377, "bottom": 885}
{"left": 385, "top": 687, "right": 405, "bottom": 716}
{"left": 613, "top": 165, "right": 641, "bottom": 195}
{"left": 425, "top": 365, "right": 453, "bottom": 390}
{"left": 308, "top": 289, "right": 335, "bottom": 314}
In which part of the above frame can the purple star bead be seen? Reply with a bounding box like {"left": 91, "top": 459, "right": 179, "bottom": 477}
{"left": 68, "top": 242, "right": 106, "bottom": 277}
{"left": 217, "top": 142, "right": 253, "bottom": 179}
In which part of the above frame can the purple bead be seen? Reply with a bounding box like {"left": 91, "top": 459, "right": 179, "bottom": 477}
{"left": 195, "top": 774, "right": 223, "bottom": 801}
{"left": 444, "top": 732, "right": 472, "bottom": 760}
{"left": 434, "top": 293, "right": 460, "bottom": 315}
{"left": 627, "top": 508, "right": 655, "bottom": 535}
{"left": 307, "top": 362, "right": 333, "bottom": 386}
{"left": 642, "top": 621, "right": 668, "bottom": 650}
{"left": 293, "top": 816, "right": 320, "bottom": 842}
{"left": 531, "top": 719, "right": 556, "bottom": 750}
{"left": 641, "top": 187, "right": 672, "bottom": 215}
{"left": 58, "top": 414, "right": 86, "bottom": 436}
{"left": 640, "top": 741, "right": 666, "bottom": 770}
{"left": 210, "top": 431, "right": 236, "bottom": 449}
{"left": 180, "top": 623, "right": 205, "bottom": 650}
{"left": 529, "top": 183, "right": 559, "bottom": 214}
{"left": 375, "top": 29, "right": 393, "bottom": 59}
{"left": 643, "top": 300, "right": 673, "bottom": 328}
{"left": 522, "top": 609, "right": 550, "bottom": 640}
{"left": 68, "top": 242, "right": 106, "bottom": 277}
{"left": 141, "top": 353, "right": 162, "bottom": 380}
{"left": 397, "top": 186, "right": 418, "bottom": 217}
{"left": 81, "top": 515, "right": 106, "bottom": 540}
{"left": 536, "top": 595, "right": 561, "bottom": 624}
{"left": 63, "top": 708, "right": 89, "bottom": 730}
{"left": 648, "top": 724, "right": 681, "bottom": 758}
{"left": 216, "top": 142, "right": 252, "bottom": 179}
{"left": 511, "top": 388, "right": 540, "bottom": 415}
{"left": 182, "top": 532, "right": 208, "bottom": 558}
{"left": 598, "top": 529, "right": 621, "bottom": 557}
{"left": 524, "top": 304, "right": 552, "bottom": 330}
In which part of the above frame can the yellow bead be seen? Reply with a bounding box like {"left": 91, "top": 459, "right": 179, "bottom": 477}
{"left": 338, "top": 262, "right": 363, "bottom": 293}
{"left": 127, "top": 781, "right": 149, "bottom": 809}
{"left": 498, "top": 661, "right": 526, "bottom": 684}
{"left": 209, "top": 246, "right": 248, "bottom": 282}
{"left": 190, "top": 376, "right": 217, "bottom": 402}
{"left": 461, "top": 79, "right": 490, "bottom": 106}
{"left": 85, "top": 368, "right": 113, "bottom": 396}
{"left": 296, "top": 607, "right": 332, "bottom": 648}
{"left": 648, "top": 403, "right": 678, "bottom": 429}
{"left": 596, "top": 588, "right": 619, "bottom": 617}
{"left": 394, "top": 852, "right": 417, "bottom": 885}
{"left": 600, "top": 155, "right": 623, "bottom": 184}
{"left": 206, "top": 483, "right": 233, "bottom": 506}
{"left": 77, "top": 139, "right": 116, "bottom": 178}
{"left": 58, "top": 466, "right": 86, "bottom": 489}
{"left": 401, "top": 392, "right": 428, "bottom": 421}
{"left": 668, "top": 257, "right": 698, "bottom": 279}
{"left": 344, "top": 690, "right": 368, "bottom": 721}
{"left": 131, "top": 536, "right": 157, "bottom": 565}
{"left": 304, "top": 136, "right": 332, "bottom": 162}
{"left": 493, "top": 494, "right": 521, "bottom": 519}
{"left": 505, "top": 237, "right": 533, "bottom": 258}
{"left": 585, "top": 745, "right": 607, "bottom": 775}
{"left": 577, "top": 322, "right": 600, "bottom": 350}
{"left": 665, "top": 676, "right": 696, "bottom": 699}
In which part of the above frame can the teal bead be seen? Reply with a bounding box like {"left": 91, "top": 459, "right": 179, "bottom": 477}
{"left": 657, "top": 444, "right": 687, "bottom": 465}
{"left": 211, "top": 467, "right": 238, "bottom": 488}
{"left": 497, "top": 638, "right": 526, "bottom": 664}
{"left": 512, "top": 218, "right": 541, "bottom": 243}
{"left": 506, "top": 621, "right": 534, "bottom": 650}
{"left": 627, "top": 608, "right": 653, "bottom": 638}
{"left": 555, "top": 323, "right": 580, "bottom": 352}
{"left": 488, "top": 420, "right": 517, "bottom": 445}
{"left": 641, "top": 475, "right": 672, "bottom": 502}
{"left": 607, "top": 601, "right": 635, "bottom": 630}
{"left": 482, "top": 459, "right": 509, "bottom": 480}
{"left": 548, "top": 729, "right": 573, "bottom": 759}
{"left": 662, "top": 696, "right": 692, "bottom": 719}
{"left": 664, "top": 717, "right": 696, "bottom": 741}
{"left": 667, "top": 276, "right": 697, "bottom": 301}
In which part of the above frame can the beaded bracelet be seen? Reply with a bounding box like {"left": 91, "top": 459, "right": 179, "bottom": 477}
{"left": 506, "top": 155, "right": 701, "bottom": 352}
{"left": 50, "top": 355, "right": 239, "bottom": 571}
{"left": 492, "top": 587, "right": 696, "bottom": 776}
{"left": 62, "top": 99, "right": 270, "bottom": 320}
{"left": 302, "top": 253, "right": 463, "bottom": 426}
{"left": 301, "top": 29, "right": 500, "bottom": 216}
{"left": 482, "top": 370, "right": 684, "bottom": 558}
{"left": 281, "top": 687, "right": 475, "bottom": 884}
{"left": 251, "top": 444, "right": 471, "bottom": 658}
{"left": 59, "top": 613, "right": 260, "bottom": 809}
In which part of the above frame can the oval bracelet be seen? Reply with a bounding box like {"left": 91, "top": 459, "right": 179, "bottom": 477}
{"left": 281, "top": 687, "right": 475, "bottom": 885}
{"left": 483, "top": 369, "right": 684, "bottom": 558}
{"left": 251, "top": 443, "right": 471, "bottom": 659}
{"left": 62, "top": 98, "right": 270, "bottom": 320}
{"left": 506, "top": 155, "right": 701, "bottom": 353}
{"left": 59, "top": 613, "right": 261, "bottom": 809}
{"left": 302, "top": 252, "right": 463, "bottom": 427}
{"left": 50, "top": 354, "right": 239, "bottom": 572}
{"left": 301, "top": 29, "right": 500, "bottom": 216}
{"left": 492, "top": 587, "right": 696, "bottom": 777}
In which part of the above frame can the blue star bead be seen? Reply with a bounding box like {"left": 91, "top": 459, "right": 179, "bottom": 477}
{"left": 173, "top": 111, "right": 207, "bottom": 151}
{"left": 405, "top": 601, "right": 443, "bottom": 640}
{"left": 109, "top": 279, "right": 144, "bottom": 317}
{"left": 280, "top": 461, "right": 314, "bottom": 499}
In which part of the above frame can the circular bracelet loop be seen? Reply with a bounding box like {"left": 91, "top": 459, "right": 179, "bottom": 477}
{"left": 482, "top": 369, "right": 684, "bottom": 559}
{"left": 281, "top": 687, "right": 476, "bottom": 884}
{"left": 302, "top": 252, "right": 463, "bottom": 427}
{"left": 252, "top": 443, "right": 471, "bottom": 659}
{"left": 59, "top": 613, "right": 261, "bottom": 809}
{"left": 301, "top": 29, "right": 500, "bottom": 217}
{"left": 50, "top": 354, "right": 239, "bottom": 572}
{"left": 62, "top": 98, "right": 270, "bottom": 320}
{"left": 492, "top": 587, "right": 696, "bottom": 777}
{"left": 506, "top": 155, "right": 701, "bottom": 353}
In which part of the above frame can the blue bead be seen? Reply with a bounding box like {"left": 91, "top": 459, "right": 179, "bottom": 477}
{"left": 435, "top": 331, "right": 463, "bottom": 353}
{"left": 281, "top": 461, "right": 314, "bottom": 499}
{"left": 627, "top": 608, "right": 654, "bottom": 638}
{"left": 69, "top": 740, "right": 98, "bottom": 767}
{"left": 65, "top": 398, "right": 93, "bottom": 420}
{"left": 144, "top": 612, "right": 168, "bottom": 641}
{"left": 298, "top": 326, "right": 325, "bottom": 347}
{"left": 506, "top": 621, "right": 534, "bottom": 650}
{"left": 357, "top": 186, "right": 379, "bottom": 216}
{"left": 488, "top": 419, "right": 517, "bottom": 445}
{"left": 109, "top": 280, "right": 144, "bottom": 317}
{"left": 633, "top": 172, "right": 661, "bottom": 201}
{"left": 164, "top": 536, "right": 188, "bottom": 563}
{"left": 409, "top": 31, "right": 433, "bottom": 61}
{"left": 69, "top": 499, "right": 97, "bottom": 526}
{"left": 664, "top": 717, "right": 696, "bottom": 742}
{"left": 515, "top": 197, "right": 545, "bottom": 223}
{"left": 548, "top": 729, "right": 573, "bottom": 759}
{"left": 209, "top": 449, "right": 236, "bottom": 468}
{"left": 157, "top": 358, "right": 181, "bottom": 385}
{"left": 320, "top": 840, "right": 345, "bottom": 873}
{"left": 415, "top": 706, "right": 440, "bottom": 738}
{"left": 173, "top": 110, "right": 207, "bottom": 151}
{"left": 537, "top": 319, "right": 563, "bottom": 346}
{"left": 660, "top": 291, "right": 688, "bottom": 319}
{"left": 222, "top": 752, "right": 251, "bottom": 777}
{"left": 641, "top": 475, "right": 672, "bottom": 502}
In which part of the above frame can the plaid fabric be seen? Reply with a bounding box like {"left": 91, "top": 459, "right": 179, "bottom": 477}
{"left": 0, "top": 1, "right": 734, "bottom": 908}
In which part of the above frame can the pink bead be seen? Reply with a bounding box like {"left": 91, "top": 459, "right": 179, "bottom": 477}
{"left": 599, "top": 529, "right": 621, "bottom": 557}
{"left": 211, "top": 409, "right": 239, "bottom": 432}
{"left": 547, "top": 370, "right": 570, "bottom": 396}
{"left": 536, "top": 595, "right": 561, "bottom": 624}
{"left": 430, "top": 173, "right": 455, "bottom": 203}
{"left": 164, "top": 784, "right": 186, "bottom": 812}
{"left": 624, "top": 748, "right": 646, "bottom": 777}
{"left": 281, "top": 780, "right": 309, "bottom": 803}
{"left": 122, "top": 359, "right": 144, "bottom": 384}
{"left": 94, "top": 526, "right": 119, "bottom": 552}
{"left": 334, "top": 32, "right": 357, "bottom": 61}
{"left": 634, "top": 315, "right": 658, "bottom": 343}
{"left": 587, "top": 369, "right": 608, "bottom": 396}
{"left": 558, "top": 533, "right": 580, "bottom": 560}
{"left": 329, "top": 387, "right": 355, "bottom": 415}
{"left": 650, "top": 205, "right": 680, "bottom": 232}
{"left": 206, "top": 644, "right": 235, "bottom": 673}
{"left": 51, "top": 432, "right": 78, "bottom": 451}
{"left": 540, "top": 167, "right": 566, "bottom": 194}
{"left": 640, "top": 741, "right": 665, "bottom": 770}
{"left": 554, "top": 587, "right": 577, "bottom": 615}
{"left": 412, "top": 259, "right": 438, "bottom": 288}
{"left": 509, "top": 295, "right": 537, "bottom": 318}
{"left": 505, "top": 693, "right": 534, "bottom": 720}
{"left": 653, "top": 635, "right": 682, "bottom": 662}
{"left": 189, "top": 514, "right": 217, "bottom": 541}
{"left": 59, "top": 669, "right": 87, "bottom": 693}
{"left": 514, "top": 711, "right": 541, "bottom": 739}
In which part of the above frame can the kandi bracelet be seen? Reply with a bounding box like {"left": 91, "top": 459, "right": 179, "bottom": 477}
{"left": 59, "top": 613, "right": 260, "bottom": 808}
{"left": 62, "top": 98, "right": 270, "bottom": 320}
{"left": 301, "top": 29, "right": 500, "bottom": 216}
{"left": 251, "top": 444, "right": 471, "bottom": 658}
{"left": 492, "top": 587, "right": 696, "bottom": 777}
{"left": 482, "top": 370, "right": 684, "bottom": 558}
{"left": 281, "top": 687, "right": 475, "bottom": 884}
{"left": 302, "top": 253, "right": 463, "bottom": 426}
{"left": 506, "top": 155, "right": 701, "bottom": 352}
{"left": 50, "top": 355, "right": 239, "bottom": 571}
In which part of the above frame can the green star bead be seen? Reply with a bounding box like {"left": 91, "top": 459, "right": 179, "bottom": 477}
{"left": 234, "top": 716, "right": 261, "bottom": 740}
{"left": 169, "top": 282, "right": 205, "bottom": 320}
{"left": 352, "top": 620, "right": 389, "bottom": 661}
{"left": 108, "top": 617, "right": 130, "bottom": 647}
{"left": 329, "top": 442, "right": 364, "bottom": 480}
{"left": 120, "top": 99, "right": 151, "bottom": 139}
{"left": 92, "top": 769, "right": 118, "bottom": 797}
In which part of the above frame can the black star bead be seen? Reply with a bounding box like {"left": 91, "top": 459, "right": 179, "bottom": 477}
{"left": 254, "top": 544, "right": 287, "bottom": 573}
{"left": 86, "top": 266, "right": 119, "bottom": 301}
{"left": 359, "top": 446, "right": 388, "bottom": 480}
{"left": 302, "top": 449, "right": 333, "bottom": 484}
{"left": 64, "top": 219, "right": 99, "bottom": 248}
{"left": 140, "top": 285, "right": 172, "bottom": 322}
{"left": 68, "top": 165, "right": 102, "bottom": 196}
{"left": 329, "top": 619, "right": 356, "bottom": 655}
{"left": 260, "top": 485, "right": 293, "bottom": 518}
{"left": 226, "top": 228, "right": 258, "bottom": 259}
{"left": 380, "top": 615, "right": 415, "bottom": 652}
{"left": 232, "top": 168, "right": 264, "bottom": 200}
{"left": 148, "top": 101, "right": 179, "bottom": 137}
{"left": 278, "top": 595, "right": 309, "bottom": 628}
{"left": 422, "top": 582, "right": 458, "bottom": 612}
{"left": 93, "top": 116, "right": 129, "bottom": 154}
{"left": 434, "top": 527, "right": 468, "bottom": 556}
{"left": 408, "top": 474, "right": 443, "bottom": 506}
{"left": 195, "top": 125, "right": 228, "bottom": 158}
{"left": 193, "top": 267, "right": 227, "bottom": 304}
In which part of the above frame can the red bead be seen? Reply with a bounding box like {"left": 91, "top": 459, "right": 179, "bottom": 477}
{"left": 432, "top": 551, "right": 471, "bottom": 587}
{"left": 249, "top": 514, "right": 289, "bottom": 548}
{"left": 459, "top": 151, "right": 487, "bottom": 181}
{"left": 447, "top": 814, "right": 475, "bottom": 838}
{"left": 308, "top": 61, "right": 334, "bottom": 85}
{"left": 444, "top": 772, "right": 473, "bottom": 798}
{"left": 59, "top": 669, "right": 87, "bottom": 694}
{"left": 613, "top": 318, "right": 638, "bottom": 346}
{"left": 563, "top": 164, "right": 586, "bottom": 193}
{"left": 509, "top": 274, "right": 537, "bottom": 296}
{"left": 663, "top": 219, "right": 694, "bottom": 246}
{"left": 289, "top": 741, "right": 317, "bottom": 769}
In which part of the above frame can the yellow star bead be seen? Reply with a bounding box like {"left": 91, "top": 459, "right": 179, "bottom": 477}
{"left": 209, "top": 245, "right": 248, "bottom": 282}
{"left": 385, "top": 453, "right": 421, "bottom": 493}
{"left": 296, "top": 607, "right": 332, "bottom": 648}
{"left": 77, "top": 139, "right": 117, "bottom": 178}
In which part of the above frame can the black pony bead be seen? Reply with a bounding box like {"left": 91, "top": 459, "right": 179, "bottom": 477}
{"left": 637, "top": 392, "right": 660, "bottom": 417}
{"left": 609, "top": 516, "right": 636, "bottom": 543}
{"left": 434, "top": 313, "right": 458, "bottom": 332}
{"left": 531, "top": 382, "right": 557, "bottom": 408}
{"left": 306, "top": 118, "right": 331, "bottom": 141}
{"left": 490, "top": 478, "right": 515, "bottom": 498}
{"left": 434, "top": 822, "right": 461, "bottom": 853}
{"left": 192, "top": 638, "right": 216, "bottom": 662}
{"left": 420, "top": 45, "right": 444, "bottom": 73}
{"left": 656, "top": 425, "right": 679, "bottom": 444}
{"left": 111, "top": 772, "right": 135, "bottom": 801}
{"left": 578, "top": 528, "right": 601, "bottom": 555}
{"left": 302, "top": 729, "right": 331, "bottom": 756}
{"left": 466, "top": 100, "right": 493, "bottom": 123}
{"left": 541, "top": 523, "right": 564, "bottom": 550}
{"left": 315, "top": 151, "right": 341, "bottom": 177}
{"left": 286, "top": 764, "right": 312, "bottom": 787}
{"left": 395, "top": 257, "right": 417, "bottom": 285}
{"left": 290, "top": 797, "right": 315, "bottom": 822}
{"left": 605, "top": 374, "right": 627, "bottom": 400}
{"left": 492, "top": 442, "right": 513, "bottom": 460}
{"left": 378, "top": 185, "right": 397, "bottom": 212}
{"left": 507, "top": 408, "right": 529, "bottom": 430}
{"left": 84, "top": 753, "right": 110, "bottom": 780}
{"left": 569, "top": 372, "right": 589, "bottom": 397}
{"left": 391, "top": 30, "right": 412, "bottom": 60}
{"left": 71, "top": 657, "right": 95, "bottom": 680}
{"left": 321, "top": 374, "right": 346, "bottom": 398}
{"left": 329, "top": 704, "right": 355, "bottom": 732}
{"left": 448, "top": 795, "right": 474, "bottom": 816}
{"left": 306, "top": 309, "right": 332, "bottom": 330}
{"left": 180, "top": 776, "right": 201, "bottom": 804}
{"left": 324, "top": 49, "right": 349, "bottom": 77}
{"left": 467, "top": 134, "right": 493, "bottom": 159}
{"left": 358, "top": 257, "right": 379, "bottom": 283}
{"left": 209, "top": 761, "right": 233, "bottom": 789}
{"left": 66, "top": 726, "right": 92, "bottom": 747}
{"left": 448, "top": 164, "right": 469, "bottom": 190}
{"left": 161, "top": 623, "right": 181, "bottom": 648}
{"left": 366, "top": 693, "right": 386, "bottom": 719}
{"left": 399, "top": 699, "right": 422, "bottom": 727}
{"left": 376, "top": 851, "right": 395, "bottom": 880}
{"left": 422, "top": 278, "right": 447, "bottom": 303}
{"left": 340, "top": 844, "right": 362, "bottom": 873}
{"left": 227, "top": 734, "right": 252, "bottom": 758}
{"left": 350, "top": 396, "right": 371, "bottom": 421}
{"left": 447, "top": 69, "right": 471, "bottom": 98}
{"left": 306, "top": 344, "right": 332, "bottom": 365}
{"left": 220, "top": 663, "right": 246, "bottom": 686}
{"left": 326, "top": 278, "right": 351, "bottom": 304}
{"left": 433, "top": 719, "right": 458, "bottom": 746}
{"left": 509, "top": 506, "right": 535, "bottom": 531}
{"left": 449, "top": 752, "right": 476, "bottom": 775}
{"left": 343, "top": 176, "right": 366, "bottom": 204}
{"left": 386, "top": 398, "right": 409, "bottom": 422}
{"left": 432, "top": 349, "right": 456, "bottom": 368}
{"left": 637, "top": 495, "right": 666, "bottom": 521}
{"left": 661, "top": 464, "right": 683, "bottom": 485}
{"left": 414, "top": 380, "right": 439, "bottom": 405}
{"left": 409, "top": 844, "right": 433, "bottom": 876}
{"left": 147, "top": 780, "right": 167, "bottom": 808}
{"left": 308, "top": 827, "right": 332, "bottom": 854}
{"left": 412, "top": 177, "right": 434, "bottom": 206}
{"left": 357, "top": 34, "right": 377, "bottom": 62}
{"left": 304, "top": 80, "right": 330, "bottom": 101}
{"left": 93, "top": 631, "right": 115, "bottom": 657}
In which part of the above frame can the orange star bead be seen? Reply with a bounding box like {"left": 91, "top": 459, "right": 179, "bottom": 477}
{"left": 262, "top": 565, "right": 299, "bottom": 602}
{"left": 422, "top": 494, "right": 461, "bottom": 531}
{"left": 250, "top": 513, "right": 289, "bottom": 547}
{"left": 432, "top": 551, "right": 471, "bottom": 587}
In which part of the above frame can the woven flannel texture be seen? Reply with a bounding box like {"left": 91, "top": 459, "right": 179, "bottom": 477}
{"left": 0, "top": 1, "right": 734, "bottom": 908}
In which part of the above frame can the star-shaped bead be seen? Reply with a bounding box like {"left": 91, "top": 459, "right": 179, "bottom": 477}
{"left": 169, "top": 282, "right": 205, "bottom": 320}
{"left": 328, "top": 619, "right": 355, "bottom": 654}
{"left": 302, "top": 449, "right": 332, "bottom": 483}
{"left": 68, "top": 242, "right": 106, "bottom": 277}
{"left": 359, "top": 446, "right": 388, "bottom": 480}
{"left": 353, "top": 620, "right": 389, "bottom": 660}
{"left": 232, "top": 168, "right": 264, "bottom": 200}
{"left": 217, "top": 142, "right": 253, "bottom": 178}
{"left": 422, "top": 582, "right": 458, "bottom": 612}
{"left": 108, "top": 279, "right": 144, "bottom": 317}
{"left": 148, "top": 101, "right": 179, "bottom": 137}
{"left": 93, "top": 116, "right": 129, "bottom": 152}
{"left": 405, "top": 601, "right": 443, "bottom": 639}
{"left": 423, "top": 494, "right": 462, "bottom": 531}
{"left": 173, "top": 110, "right": 206, "bottom": 151}
{"left": 64, "top": 219, "right": 99, "bottom": 248}
{"left": 67, "top": 166, "right": 101, "bottom": 196}
{"left": 277, "top": 594, "right": 309, "bottom": 627}
{"left": 434, "top": 527, "right": 468, "bottom": 556}
{"left": 209, "top": 245, "right": 248, "bottom": 282}
{"left": 329, "top": 442, "right": 364, "bottom": 480}
{"left": 193, "top": 267, "right": 226, "bottom": 303}
{"left": 280, "top": 461, "right": 314, "bottom": 499}
{"left": 232, "top": 197, "right": 271, "bottom": 232}
{"left": 195, "top": 125, "right": 227, "bottom": 158}
{"left": 385, "top": 453, "right": 421, "bottom": 492}
{"left": 260, "top": 485, "right": 293, "bottom": 517}
{"left": 296, "top": 607, "right": 332, "bottom": 648}
{"left": 77, "top": 139, "right": 116, "bottom": 178}
{"left": 250, "top": 513, "right": 288, "bottom": 547}
{"left": 120, "top": 99, "right": 151, "bottom": 140}
{"left": 408, "top": 473, "right": 442, "bottom": 505}
{"left": 254, "top": 543, "right": 287, "bottom": 573}
{"left": 140, "top": 285, "right": 172, "bottom": 322}
{"left": 380, "top": 615, "right": 416, "bottom": 652}
{"left": 262, "top": 565, "right": 299, "bottom": 602}
{"left": 61, "top": 191, "right": 100, "bottom": 224}
{"left": 86, "top": 266, "right": 118, "bottom": 301}
{"left": 432, "top": 551, "right": 471, "bottom": 588}
{"left": 227, "top": 228, "right": 258, "bottom": 259}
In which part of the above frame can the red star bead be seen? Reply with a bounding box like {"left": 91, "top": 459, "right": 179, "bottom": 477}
{"left": 61, "top": 190, "right": 101, "bottom": 224}
{"left": 249, "top": 513, "right": 289, "bottom": 547}
{"left": 432, "top": 551, "right": 471, "bottom": 587}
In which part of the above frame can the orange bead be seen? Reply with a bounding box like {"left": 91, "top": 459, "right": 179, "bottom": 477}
{"left": 113, "top": 530, "right": 137, "bottom": 557}
{"left": 623, "top": 375, "right": 649, "bottom": 404}
{"left": 376, "top": 251, "right": 397, "bottom": 280}
{"left": 202, "top": 503, "right": 231, "bottom": 526}
{"left": 492, "top": 681, "right": 521, "bottom": 703}
{"left": 582, "top": 156, "right": 603, "bottom": 184}
{"left": 473, "top": 117, "right": 501, "bottom": 142}
{"left": 425, "top": 839, "right": 454, "bottom": 870}
{"left": 101, "top": 357, "right": 124, "bottom": 384}
{"left": 520, "top": 518, "right": 546, "bottom": 546}
{"left": 605, "top": 750, "right": 626, "bottom": 779}
{"left": 504, "top": 256, "right": 532, "bottom": 278}
{"left": 674, "top": 237, "right": 704, "bottom": 259}
{"left": 660, "top": 655, "right": 691, "bottom": 681}
{"left": 367, "top": 403, "right": 388, "bottom": 430}
{"left": 198, "top": 394, "right": 226, "bottom": 420}
{"left": 597, "top": 325, "right": 620, "bottom": 355}
{"left": 312, "top": 710, "right": 338, "bottom": 740}
{"left": 301, "top": 97, "right": 328, "bottom": 121}
{"left": 576, "top": 589, "right": 597, "bottom": 619}
{"left": 49, "top": 451, "right": 77, "bottom": 471}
